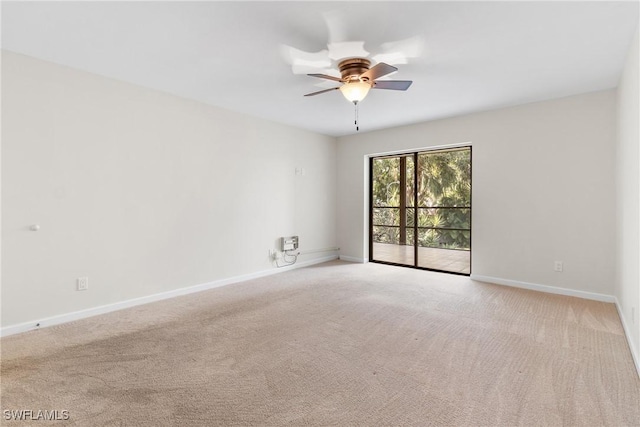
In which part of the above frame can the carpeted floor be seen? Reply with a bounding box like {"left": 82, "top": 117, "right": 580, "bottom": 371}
{"left": 1, "top": 261, "right": 639, "bottom": 426}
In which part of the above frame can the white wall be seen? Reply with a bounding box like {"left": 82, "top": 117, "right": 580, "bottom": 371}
{"left": 337, "top": 90, "right": 617, "bottom": 296}
{"left": 1, "top": 47, "right": 629, "bottom": 338}
{"left": 1, "top": 51, "right": 337, "bottom": 328}
{"left": 616, "top": 27, "right": 639, "bottom": 365}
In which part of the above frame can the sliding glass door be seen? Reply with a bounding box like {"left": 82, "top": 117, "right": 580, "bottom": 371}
{"left": 370, "top": 147, "right": 471, "bottom": 275}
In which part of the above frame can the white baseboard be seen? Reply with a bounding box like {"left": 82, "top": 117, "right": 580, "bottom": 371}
{"left": 471, "top": 274, "right": 638, "bottom": 378}
{"left": 470, "top": 274, "right": 616, "bottom": 303}
{"left": 0, "top": 254, "right": 338, "bottom": 338}
{"left": 339, "top": 255, "right": 366, "bottom": 263}
{"left": 614, "top": 298, "right": 640, "bottom": 379}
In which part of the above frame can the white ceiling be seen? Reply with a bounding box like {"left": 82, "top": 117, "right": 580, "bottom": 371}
{"left": 2, "top": 1, "right": 638, "bottom": 137}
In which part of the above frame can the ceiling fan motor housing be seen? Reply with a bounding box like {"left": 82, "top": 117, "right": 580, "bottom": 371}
{"left": 339, "top": 58, "right": 371, "bottom": 81}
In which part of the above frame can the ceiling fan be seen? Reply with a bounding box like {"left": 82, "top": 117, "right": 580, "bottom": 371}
{"left": 304, "top": 57, "right": 412, "bottom": 103}
{"left": 304, "top": 58, "right": 412, "bottom": 131}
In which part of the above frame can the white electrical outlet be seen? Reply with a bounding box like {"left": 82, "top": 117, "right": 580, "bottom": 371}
{"left": 554, "top": 261, "right": 563, "bottom": 272}
{"left": 77, "top": 276, "right": 89, "bottom": 291}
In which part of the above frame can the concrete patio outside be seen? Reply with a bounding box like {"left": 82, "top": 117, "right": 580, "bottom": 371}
{"left": 372, "top": 242, "right": 470, "bottom": 274}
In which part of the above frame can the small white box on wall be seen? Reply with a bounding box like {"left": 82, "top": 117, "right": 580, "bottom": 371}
{"left": 281, "top": 236, "right": 299, "bottom": 251}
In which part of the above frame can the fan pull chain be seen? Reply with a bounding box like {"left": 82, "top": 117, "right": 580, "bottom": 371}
{"left": 354, "top": 101, "right": 359, "bottom": 131}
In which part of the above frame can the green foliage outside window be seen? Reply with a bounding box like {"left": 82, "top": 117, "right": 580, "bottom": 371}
{"left": 372, "top": 149, "right": 471, "bottom": 250}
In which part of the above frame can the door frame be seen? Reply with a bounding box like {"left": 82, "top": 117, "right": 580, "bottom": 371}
{"left": 368, "top": 145, "right": 472, "bottom": 276}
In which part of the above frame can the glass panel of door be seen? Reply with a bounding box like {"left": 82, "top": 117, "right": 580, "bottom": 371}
{"left": 371, "top": 155, "right": 415, "bottom": 266}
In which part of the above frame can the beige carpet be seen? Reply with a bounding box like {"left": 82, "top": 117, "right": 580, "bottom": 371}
{"left": 1, "top": 261, "right": 639, "bottom": 426}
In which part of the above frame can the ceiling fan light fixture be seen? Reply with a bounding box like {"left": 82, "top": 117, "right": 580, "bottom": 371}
{"left": 339, "top": 80, "right": 372, "bottom": 103}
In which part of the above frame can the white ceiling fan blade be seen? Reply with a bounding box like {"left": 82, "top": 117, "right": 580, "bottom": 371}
{"left": 280, "top": 45, "right": 331, "bottom": 74}
{"left": 382, "top": 36, "right": 425, "bottom": 58}
{"left": 372, "top": 36, "right": 425, "bottom": 65}
{"left": 292, "top": 64, "right": 336, "bottom": 75}
{"left": 372, "top": 52, "right": 409, "bottom": 65}
{"left": 327, "top": 41, "right": 369, "bottom": 61}
{"left": 323, "top": 9, "right": 348, "bottom": 44}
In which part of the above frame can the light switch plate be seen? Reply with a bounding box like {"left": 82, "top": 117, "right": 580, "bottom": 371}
{"left": 77, "top": 276, "right": 89, "bottom": 291}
